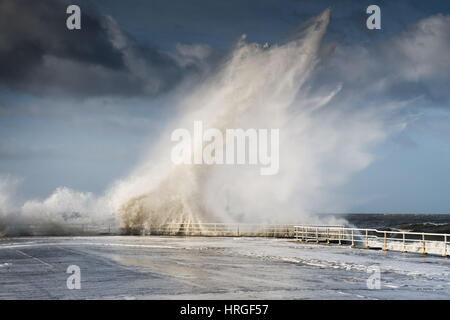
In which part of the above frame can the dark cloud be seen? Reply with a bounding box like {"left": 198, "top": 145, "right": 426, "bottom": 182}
{"left": 307, "top": 13, "right": 450, "bottom": 110}
{"left": 0, "top": 0, "right": 122, "bottom": 81}
{"left": 0, "top": 0, "right": 184, "bottom": 96}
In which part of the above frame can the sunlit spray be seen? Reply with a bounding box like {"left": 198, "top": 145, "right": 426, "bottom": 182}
{"left": 0, "top": 9, "right": 403, "bottom": 235}
{"left": 114, "top": 9, "right": 347, "bottom": 233}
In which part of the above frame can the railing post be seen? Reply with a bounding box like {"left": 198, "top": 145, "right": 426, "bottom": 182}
{"left": 327, "top": 228, "right": 330, "bottom": 244}
{"left": 402, "top": 233, "right": 406, "bottom": 253}
{"left": 364, "top": 229, "right": 368, "bottom": 249}
{"left": 351, "top": 229, "right": 354, "bottom": 248}
{"left": 422, "top": 233, "right": 426, "bottom": 255}
{"left": 383, "top": 232, "right": 388, "bottom": 251}
{"left": 315, "top": 227, "right": 319, "bottom": 243}
{"left": 444, "top": 235, "right": 447, "bottom": 257}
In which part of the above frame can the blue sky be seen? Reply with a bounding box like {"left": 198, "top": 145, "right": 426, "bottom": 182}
{"left": 0, "top": 0, "right": 450, "bottom": 213}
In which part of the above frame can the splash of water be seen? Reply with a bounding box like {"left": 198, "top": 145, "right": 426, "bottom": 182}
{"left": 0, "top": 9, "right": 402, "bottom": 236}
{"left": 113, "top": 9, "right": 354, "bottom": 233}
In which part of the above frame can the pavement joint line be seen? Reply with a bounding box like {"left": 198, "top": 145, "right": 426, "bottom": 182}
{"left": 54, "top": 245, "right": 141, "bottom": 273}
{"left": 14, "top": 249, "right": 54, "bottom": 269}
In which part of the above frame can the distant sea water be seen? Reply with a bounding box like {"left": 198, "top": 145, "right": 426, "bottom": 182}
{"left": 329, "top": 213, "right": 450, "bottom": 234}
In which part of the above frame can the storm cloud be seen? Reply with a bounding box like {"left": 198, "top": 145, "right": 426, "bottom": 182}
{"left": 0, "top": 0, "right": 187, "bottom": 96}
{"left": 306, "top": 13, "right": 450, "bottom": 112}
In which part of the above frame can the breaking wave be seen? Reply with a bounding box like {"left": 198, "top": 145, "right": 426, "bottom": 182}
{"left": 0, "top": 9, "right": 406, "bottom": 235}
{"left": 113, "top": 9, "right": 387, "bottom": 233}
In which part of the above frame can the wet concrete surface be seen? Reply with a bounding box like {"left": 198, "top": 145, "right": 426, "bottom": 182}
{"left": 0, "top": 236, "right": 448, "bottom": 299}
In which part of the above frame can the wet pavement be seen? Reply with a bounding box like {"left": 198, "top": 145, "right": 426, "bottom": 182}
{"left": 0, "top": 236, "right": 448, "bottom": 299}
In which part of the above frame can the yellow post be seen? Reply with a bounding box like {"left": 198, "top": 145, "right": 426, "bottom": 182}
{"left": 364, "top": 229, "right": 368, "bottom": 249}
{"left": 422, "top": 233, "right": 426, "bottom": 255}
{"left": 402, "top": 233, "right": 406, "bottom": 253}
{"left": 383, "top": 232, "right": 388, "bottom": 251}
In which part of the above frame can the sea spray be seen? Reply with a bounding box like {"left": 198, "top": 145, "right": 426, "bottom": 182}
{"left": 116, "top": 9, "right": 338, "bottom": 233}
{"left": 0, "top": 9, "right": 403, "bottom": 235}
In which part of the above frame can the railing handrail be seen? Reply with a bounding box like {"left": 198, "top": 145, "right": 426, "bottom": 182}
{"left": 155, "top": 222, "right": 344, "bottom": 227}
{"left": 293, "top": 225, "right": 450, "bottom": 237}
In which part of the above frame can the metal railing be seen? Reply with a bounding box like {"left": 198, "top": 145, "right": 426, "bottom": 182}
{"left": 128, "top": 223, "right": 343, "bottom": 238}
{"left": 2, "top": 222, "right": 322, "bottom": 238}
{"left": 3, "top": 222, "right": 448, "bottom": 257}
{"left": 0, "top": 223, "right": 116, "bottom": 236}
{"left": 2, "top": 222, "right": 339, "bottom": 238}
{"left": 294, "top": 225, "right": 449, "bottom": 257}
{"left": 139, "top": 223, "right": 305, "bottom": 238}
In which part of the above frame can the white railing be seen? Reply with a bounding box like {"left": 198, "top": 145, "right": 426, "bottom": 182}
{"left": 294, "top": 225, "right": 449, "bottom": 257}
{"left": 140, "top": 223, "right": 307, "bottom": 237}
{"left": 3, "top": 222, "right": 338, "bottom": 237}
{"left": 128, "top": 223, "right": 344, "bottom": 238}
{"left": 1, "top": 223, "right": 117, "bottom": 236}
{"left": 3, "top": 222, "right": 448, "bottom": 257}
